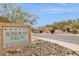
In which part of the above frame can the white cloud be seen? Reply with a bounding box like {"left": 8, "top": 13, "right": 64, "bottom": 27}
{"left": 61, "top": 3, "right": 68, "bottom": 6}
{"left": 39, "top": 8, "right": 79, "bottom": 14}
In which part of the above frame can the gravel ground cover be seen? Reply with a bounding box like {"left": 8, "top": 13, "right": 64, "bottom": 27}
{"left": 0, "top": 39, "right": 79, "bottom": 56}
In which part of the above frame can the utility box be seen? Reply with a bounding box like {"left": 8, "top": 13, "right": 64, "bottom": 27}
{"left": 0, "top": 23, "right": 31, "bottom": 50}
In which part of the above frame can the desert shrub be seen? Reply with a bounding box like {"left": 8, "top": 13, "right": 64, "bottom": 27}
{"left": 39, "top": 30, "right": 43, "bottom": 33}
{"left": 62, "top": 29, "right": 65, "bottom": 32}
{"left": 66, "top": 28, "right": 71, "bottom": 32}
{"left": 71, "top": 29, "right": 78, "bottom": 34}
{"left": 50, "top": 29, "right": 55, "bottom": 34}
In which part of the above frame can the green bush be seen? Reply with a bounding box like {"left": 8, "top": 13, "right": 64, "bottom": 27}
{"left": 50, "top": 29, "right": 55, "bottom": 34}
{"left": 0, "top": 16, "right": 11, "bottom": 23}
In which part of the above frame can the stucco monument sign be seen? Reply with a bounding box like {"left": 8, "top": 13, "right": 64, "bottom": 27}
{"left": 0, "top": 23, "right": 31, "bottom": 50}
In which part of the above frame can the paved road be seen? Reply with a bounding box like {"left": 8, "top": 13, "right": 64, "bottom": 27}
{"left": 33, "top": 34, "right": 79, "bottom": 45}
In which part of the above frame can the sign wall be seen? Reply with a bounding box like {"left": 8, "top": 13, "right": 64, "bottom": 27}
{"left": 3, "top": 27, "right": 29, "bottom": 48}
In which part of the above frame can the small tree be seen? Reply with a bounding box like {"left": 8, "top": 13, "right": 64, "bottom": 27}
{"left": 0, "top": 4, "right": 37, "bottom": 25}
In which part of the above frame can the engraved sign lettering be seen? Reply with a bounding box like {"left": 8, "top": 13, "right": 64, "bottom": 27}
{"left": 3, "top": 27, "right": 29, "bottom": 48}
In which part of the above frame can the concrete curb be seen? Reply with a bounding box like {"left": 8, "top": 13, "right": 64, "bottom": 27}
{"left": 53, "top": 34, "right": 79, "bottom": 36}
{"left": 33, "top": 36, "right": 79, "bottom": 51}
{"left": 33, "top": 33, "right": 79, "bottom": 36}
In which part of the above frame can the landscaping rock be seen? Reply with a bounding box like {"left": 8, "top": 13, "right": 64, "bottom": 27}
{"left": 0, "top": 39, "right": 79, "bottom": 56}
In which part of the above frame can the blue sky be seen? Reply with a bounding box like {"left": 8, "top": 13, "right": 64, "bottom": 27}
{"left": 20, "top": 3, "right": 79, "bottom": 28}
